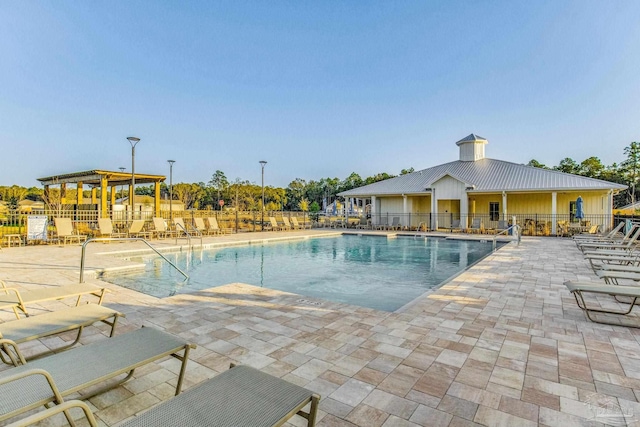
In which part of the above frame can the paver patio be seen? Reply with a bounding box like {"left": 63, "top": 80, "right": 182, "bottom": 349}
{"left": 1, "top": 231, "right": 640, "bottom": 426}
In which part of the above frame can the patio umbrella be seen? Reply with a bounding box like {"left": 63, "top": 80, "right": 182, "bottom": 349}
{"left": 575, "top": 196, "right": 584, "bottom": 220}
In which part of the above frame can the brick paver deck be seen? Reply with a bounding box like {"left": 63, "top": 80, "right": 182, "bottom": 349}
{"left": 1, "top": 231, "right": 639, "bottom": 426}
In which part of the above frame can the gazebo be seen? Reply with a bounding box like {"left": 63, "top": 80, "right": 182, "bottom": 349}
{"left": 37, "top": 170, "right": 166, "bottom": 217}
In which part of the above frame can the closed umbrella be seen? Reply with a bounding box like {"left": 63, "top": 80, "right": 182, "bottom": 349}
{"left": 575, "top": 196, "right": 584, "bottom": 220}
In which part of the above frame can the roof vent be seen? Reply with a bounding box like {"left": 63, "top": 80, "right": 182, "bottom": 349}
{"left": 456, "top": 134, "right": 488, "bottom": 162}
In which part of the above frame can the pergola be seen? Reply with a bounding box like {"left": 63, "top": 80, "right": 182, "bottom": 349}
{"left": 37, "top": 170, "right": 166, "bottom": 217}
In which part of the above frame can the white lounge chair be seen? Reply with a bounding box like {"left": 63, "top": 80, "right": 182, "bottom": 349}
{"left": 52, "top": 218, "right": 87, "bottom": 245}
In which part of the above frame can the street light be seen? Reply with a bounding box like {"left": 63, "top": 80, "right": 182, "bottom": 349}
{"left": 167, "top": 160, "right": 175, "bottom": 220}
{"left": 259, "top": 160, "right": 267, "bottom": 231}
{"left": 118, "top": 167, "right": 125, "bottom": 203}
{"left": 126, "top": 137, "right": 140, "bottom": 218}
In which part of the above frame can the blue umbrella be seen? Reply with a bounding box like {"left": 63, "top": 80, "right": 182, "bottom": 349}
{"left": 575, "top": 196, "right": 584, "bottom": 219}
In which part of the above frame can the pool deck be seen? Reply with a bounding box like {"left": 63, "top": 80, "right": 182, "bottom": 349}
{"left": 1, "top": 230, "right": 640, "bottom": 426}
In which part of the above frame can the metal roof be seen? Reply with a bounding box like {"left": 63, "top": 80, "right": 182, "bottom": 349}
{"left": 338, "top": 158, "right": 627, "bottom": 197}
{"left": 456, "top": 134, "right": 487, "bottom": 145}
{"left": 37, "top": 170, "right": 165, "bottom": 186}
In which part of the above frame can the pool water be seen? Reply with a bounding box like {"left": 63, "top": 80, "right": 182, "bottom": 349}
{"left": 104, "top": 235, "right": 501, "bottom": 311}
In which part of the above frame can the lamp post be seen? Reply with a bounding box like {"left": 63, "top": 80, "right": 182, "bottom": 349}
{"left": 259, "top": 160, "right": 267, "bottom": 231}
{"left": 118, "top": 167, "right": 125, "bottom": 203}
{"left": 126, "top": 137, "right": 140, "bottom": 219}
{"left": 167, "top": 160, "right": 175, "bottom": 220}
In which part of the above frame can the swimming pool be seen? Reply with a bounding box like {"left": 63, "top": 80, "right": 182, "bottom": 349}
{"left": 104, "top": 235, "right": 502, "bottom": 311}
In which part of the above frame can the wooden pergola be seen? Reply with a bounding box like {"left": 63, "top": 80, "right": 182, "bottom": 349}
{"left": 37, "top": 170, "right": 166, "bottom": 217}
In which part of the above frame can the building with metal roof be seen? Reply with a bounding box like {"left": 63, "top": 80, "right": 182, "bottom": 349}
{"left": 338, "top": 135, "right": 626, "bottom": 235}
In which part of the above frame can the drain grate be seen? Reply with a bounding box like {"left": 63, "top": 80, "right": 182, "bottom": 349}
{"left": 296, "top": 298, "right": 322, "bottom": 306}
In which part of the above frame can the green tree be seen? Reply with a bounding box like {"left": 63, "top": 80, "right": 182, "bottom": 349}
{"left": 621, "top": 142, "right": 640, "bottom": 204}
{"left": 173, "top": 183, "right": 206, "bottom": 209}
{"left": 208, "top": 170, "right": 229, "bottom": 210}
{"left": 285, "top": 178, "right": 307, "bottom": 210}
{"left": 400, "top": 167, "right": 415, "bottom": 175}
{"left": 579, "top": 157, "right": 605, "bottom": 178}
{"left": 527, "top": 159, "right": 548, "bottom": 169}
{"left": 554, "top": 158, "right": 580, "bottom": 175}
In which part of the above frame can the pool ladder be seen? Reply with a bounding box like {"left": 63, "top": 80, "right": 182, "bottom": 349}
{"left": 492, "top": 224, "right": 521, "bottom": 251}
{"left": 79, "top": 237, "right": 189, "bottom": 283}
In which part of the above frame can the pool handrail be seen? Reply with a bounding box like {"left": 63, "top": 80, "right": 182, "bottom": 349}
{"left": 174, "top": 222, "right": 203, "bottom": 247}
{"left": 492, "top": 224, "right": 521, "bottom": 251}
{"left": 79, "top": 237, "right": 189, "bottom": 283}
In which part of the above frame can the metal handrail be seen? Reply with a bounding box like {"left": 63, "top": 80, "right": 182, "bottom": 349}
{"left": 174, "top": 223, "right": 192, "bottom": 247}
{"left": 79, "top": 237, "right": 189, "bottom": 283}
{"left": 492, "top": 224, "right": 521, "bottom": 250}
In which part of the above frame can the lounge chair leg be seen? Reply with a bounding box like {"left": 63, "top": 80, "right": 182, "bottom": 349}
{"left": 307, "top": 394, "right": 320, "bottom": 426}
{"left": 173, "top": 344, "right": 192, "bottom": 396}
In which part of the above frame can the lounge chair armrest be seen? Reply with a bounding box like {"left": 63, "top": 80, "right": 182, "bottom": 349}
{"left": 0, "top": 368, "right": 64, "bottom": 403}
{"left": 0, "top": 338, "right": 27, "bottom": 366}
{"left": 5, "top": 400, "right": 98, "bottom": 427}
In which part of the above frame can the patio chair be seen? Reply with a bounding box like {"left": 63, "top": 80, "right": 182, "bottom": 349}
{"left": 578, "top": 226, "right": 640, "bottom": 253}
{"left": 291, "top": 217, "right": 310, "bottom": 230}
{"left": 445, "top": 219, "right": 461, "bottom": 233}
{"left": 0, "top": 327, "right": 195, "bottom": 423}
{"left": 281, "top": 217, "right": 293, "bottom": 231}
{"left": 152, "top": 217, "right": 176, "bottom": 239}
{"left": 127, "top": 220, "right": 152, "bottom": 239}
{"left": 0, "top": 280, "right": 108, "bottom": 318}
{"left": 375, "top": 217, "right": 388, "bottom": 230}
{"left": 52, "top": 218, "right": 87, "bottom": 245}
{"left": 96, "top": 218, "right": 127, "bottom": 239}
{"left": 468, "top": 218, "right": 483, "bottom": 234}
{"left": 205, "top": 217, "right": 221, "bottom": 235}
{"left": 564, "top": 281, "right": 640, "bottom": 327}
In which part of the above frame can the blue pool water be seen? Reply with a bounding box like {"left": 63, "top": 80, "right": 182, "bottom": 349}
{"left": 104, "top": 235, "right": 501, "bottom": 311}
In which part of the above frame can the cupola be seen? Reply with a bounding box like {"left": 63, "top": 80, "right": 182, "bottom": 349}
{"left": 456, "top": 134, "right": 488, "bottom": 162}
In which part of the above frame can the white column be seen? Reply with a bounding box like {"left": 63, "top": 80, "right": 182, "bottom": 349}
{"left": 502, "top": 191, "right": 507, "bottom": 219}
{"left": 371, "top": 196, "right": 377, "bottom": 227}
{"left": 403, "top": 194, "right": 408, "bottom": 228}
{"left": 431, "top": 189, "right": 437, "bottom": 231}
{"left": 460, "top": 196, "right": 468, "bottom": 230}
{"left": 551, "top": 192, "right": 557, "bottom": 235}
{"left": 608, "top": 190, "right": 614, "bottom": 231}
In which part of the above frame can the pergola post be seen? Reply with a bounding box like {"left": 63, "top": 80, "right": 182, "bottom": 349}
{"left": 110, "top": 185, "right": 116, "bottom": 208}
{"left": 44, "top": 185, "right": 50, "bottom": 204}
{"left": 154, "top": 180, "right": 161, "bottom": 216}
{"left": 77, "top": 182, "right": 83, "bottom": 205}
{"left": 60, "top": 183, "right": 67, "bottom": 204}
{"left": 91, "top": 188, "right": 97, "bottom": 205}
{"left": 100, "top": 176, "right": 108, "bottom": 218}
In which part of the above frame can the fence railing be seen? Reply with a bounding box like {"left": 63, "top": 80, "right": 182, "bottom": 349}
{"left": 0, "top": 208, "right": 620, "bottom": 239}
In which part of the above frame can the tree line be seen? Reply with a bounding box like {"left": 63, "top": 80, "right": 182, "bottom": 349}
{"left": 1, "top": 142, "right": 638, "bottom": 211}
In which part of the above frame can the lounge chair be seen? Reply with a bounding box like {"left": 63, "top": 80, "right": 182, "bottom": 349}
{"left": 468, "top": 218, "right": 483, "bottom": 234}
{"left": 355, "top": 217, "right": 371, "bottom": 230}
{"left": 577, "top": 226, "right": 640, "bottom": 253}
{"left": 0, "top": 327, "right": 195, "bottom": 423}
{"left": 445, "top": 219, "right": 461, "bottom": 233}
{"left": 281, "top": 217, "right": 293, "bottom": 230}
{"left": 375, "top": 217, "right": 388, "bottom": 230}
{"left": 152, "top": 217, "right": 176, "bottom": 239}
{"left": 52, "top": 218, "right": 87, "bottom": 245}
{"left": 0, "top": 280, "right": 108, "bottom": 318}
{"left": 0, "top": 304, "right": 123, "bottom": 363}
{"left": 173, "top": 217, "right": 188, "bottom": 236}
{"left": 268, "top": 217, "right": 282, "bottom": 231}
{"left": 127, "top": 219, "right": 153, "bottom": 239}
{"left": 574, "top": 221, "right": 624, "bottom": 242}
{"left": 207, "top": 217, "right": 232, "bottom": 235}
{"left": 564, "top": 281, "right": 640, "bottom": 326}
{"left": 193, "top": 217, "right": 209, "bottom": 235}
{"left": 291, "top": 217, "right": 310, "bottom": 230}
{"left": 595, "top": 269, "right": 640, "bottom": 285}
{"left": 389, "top": 217, "right": 402, "bottom": 230}
{"left": 7, "top": 364, "right": 320, "bottom": 427}
{"left": 96, "top": 218, "right": 127, "bottom": 239}
{"left": 0, "top": 369, "right": 97, "bottom": 426}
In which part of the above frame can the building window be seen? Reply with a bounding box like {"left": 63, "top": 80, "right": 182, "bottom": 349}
{"left": 569, "top": 201, "right": 576, "bottom": 222}
{"left": 489, "top": 202, "right": 499, "bottom": 221}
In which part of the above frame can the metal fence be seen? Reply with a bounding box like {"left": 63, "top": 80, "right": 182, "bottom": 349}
{"left": 0, "top": 207, "right": 619, "bottom": 241}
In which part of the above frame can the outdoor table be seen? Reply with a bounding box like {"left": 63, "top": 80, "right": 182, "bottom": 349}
{"left": 2, "top": 234, "right": 24, "bottom": 247}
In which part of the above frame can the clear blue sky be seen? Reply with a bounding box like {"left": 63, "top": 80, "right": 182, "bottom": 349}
{"left": 1, "top": 1, "right": 639, "bottom": 188}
